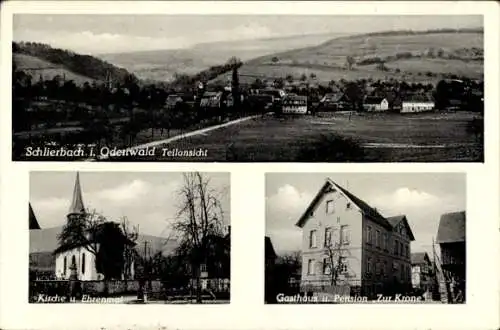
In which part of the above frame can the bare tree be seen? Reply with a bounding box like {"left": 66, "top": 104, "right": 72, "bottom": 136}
{"left": 172, "top": 172, "right": 226, "bottom": 303}
{"left": 322, "top": 229, "right": 351, "bottom": 286}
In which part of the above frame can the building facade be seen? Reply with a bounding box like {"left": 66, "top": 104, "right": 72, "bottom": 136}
{"left": 436, "top": 211, "right": 466, "bottom": 302}
{"left": 363, "top": 97, "right": 389, "bottom": 112}
{"left": 411, "top": 252, "right": 434, "bottom": 292}
{"left": 295, "top": 179, "right": 415, "bottom": 298}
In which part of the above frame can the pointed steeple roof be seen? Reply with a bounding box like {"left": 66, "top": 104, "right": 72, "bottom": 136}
{"left": 68, "top": 172, "right": 85, "bottom": 216}
{"left": 29, "top": 203, "right": 41, "bottom": 230}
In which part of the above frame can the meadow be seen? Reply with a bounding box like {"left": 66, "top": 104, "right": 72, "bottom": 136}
{"left": 214, "top": 31, "right": 484, "bottom": 84}
{"left": 118, "top": 111, "right": 483, "bottom": 162}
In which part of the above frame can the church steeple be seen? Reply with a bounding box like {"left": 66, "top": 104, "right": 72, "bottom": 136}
{"left": 68, "top": 172, "right": 85, "bottom": 217}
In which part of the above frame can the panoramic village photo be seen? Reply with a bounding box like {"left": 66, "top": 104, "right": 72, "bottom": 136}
{"left": 29, "top": 171, "right": 231, "bottom": 304}
{"left": 12, "top": 15, "right": 484, "bottom": 162}
{"left": 265, "top": 173, "right": 466, "bottom": 304}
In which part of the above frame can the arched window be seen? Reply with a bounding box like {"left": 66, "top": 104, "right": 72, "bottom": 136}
{"left": 71, "top": 255, "right": 76, "bottom": 272}
{"left": 63, "top": 256, "right": 67, "bottom": 274}
{"left": 81, "top": 253, "right": 86, "bottom": 275}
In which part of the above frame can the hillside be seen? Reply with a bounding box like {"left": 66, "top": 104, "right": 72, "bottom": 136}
{"left": 13, "top": 41, "right": 139, "bottom": 86}
{"left": 99, "top": 32, "right": 342, "bottom": 82}
{"left": 30, "top": 226, "right": 177, "bottom": 256}
{"left": 14, "top": 53, "right": 98, "bottom": 85}
{"left": 214, "top": 28, "right": 484, "bottom": 84}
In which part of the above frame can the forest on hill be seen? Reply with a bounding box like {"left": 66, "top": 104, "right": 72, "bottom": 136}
{"left": 13, "top": 41, "right": 139, "bottom": 86}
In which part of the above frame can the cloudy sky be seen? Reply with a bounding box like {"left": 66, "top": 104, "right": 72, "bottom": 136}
{"left": 30, "top": 172, "right": 230, "bottom": 237}
{"left": 265, "top": 173, "right": 466, "bottom": 257}
{"left": 13, "top": 15, "right": 482, "bottom": 54}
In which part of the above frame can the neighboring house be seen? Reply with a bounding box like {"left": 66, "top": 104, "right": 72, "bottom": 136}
{"left": 318, "top": 92, "right": 350, "bottom": 111}
{"left": 295, "top": 178, "right": 415, "bottom": 298}
{"left": 436, "top": 211, "right": 466, "bottom": 301}
{"left": 265, "top": 236, "right": 277, "bottom": 270}
{"left": 199, "top": 91, "right": 224, "bottom": 109}
{"left": 165, "top": 94, "right": 186, "bottom": 109}
{"left": 192, "top": 226, "right": 231, "bottom": 292}
{"left": 29, "top": 203, "right": 41, "bottom": 230}
{"left": 401, "top": 95, "right": 435, "bottom": 113}
{"left": 53, "top": 173, "right": 135, "bottom": 281}
{"left": 363, "top": 96, "right": 389, "bottom": 112}
{"left": 281, "top": 95, "right": 308, "bottom": 114}
{"left": 411, "top": 252, "right": 434, "bottom": 292}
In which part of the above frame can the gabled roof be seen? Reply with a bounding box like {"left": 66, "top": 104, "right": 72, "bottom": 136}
{"left": 411, "top": 252, "right": 431, "bottom": 265}
{"left": 29, "top": 203, "right": 41, "bottom": 230}
{"left": 386, "top": 215, "right": 415, "bottom": 241}
{"left": 322, "top": 92, "right": 347, "bottom": 103}
{"left": 68, "top": 172, "right": 85, "bottom": 216}
{"left": 265, "top": 236, "right": 277, "bottom": 260}
{"left": 402, "top": 94, "right": 434, "bottom": 103}
{"left": 295, "top": 179, "right": 392, "bottom": 230}
{"left": 436, "top": 211, "right": 466, "bottom": 244}
{"left": 364, "top": 96, "right": 386, "bottom": 105}
{"left": 54, "top": 222, "right": 137, "bottom": 254}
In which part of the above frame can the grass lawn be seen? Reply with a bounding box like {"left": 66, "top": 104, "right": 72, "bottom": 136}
{"left": 127, "top": 111, "right": 483, "bottom": 162}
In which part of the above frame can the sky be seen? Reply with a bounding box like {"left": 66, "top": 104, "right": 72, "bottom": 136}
{"left": 265, "top": 173, "right": 466, "bottom": 257}
{"left": 13, "top": 14, "right": 482, "bottom": 54}
{"left": 29, "top": 171, "right": 230, "bottom": 237}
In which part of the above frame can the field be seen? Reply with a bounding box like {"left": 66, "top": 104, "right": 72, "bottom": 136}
{"left": 99, "top": 33, "right": 341, "bottom": 81}
{"left": 214, "top": 31, "right": 484, "bottom": 84}
{"left": 112, "top": 111, "right": 483, "bottom": 162}
{"left": 13, "top": 54, "right": 98, "bottom": 85}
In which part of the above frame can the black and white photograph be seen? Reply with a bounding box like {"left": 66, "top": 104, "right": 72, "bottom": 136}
{"left": 12, "top": 15, "right": 484, "bottom": 162}
{"left": 265, "top": 173, "right": 466, "bottom": 304}
{"left": 29, "top": 171, "right": 230, "bottom": 304}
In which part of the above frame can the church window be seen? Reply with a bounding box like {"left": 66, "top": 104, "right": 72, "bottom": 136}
{"left": 82, "top": 253, "right": 86, "bottom": 274}
{"left": 63, "top": 256, "right": 67, "bottom": 274}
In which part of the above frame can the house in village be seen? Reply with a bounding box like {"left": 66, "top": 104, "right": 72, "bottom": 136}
{"left": 199, "top": 91, "right": 224, "bottom": 109}
{"left": 264, "top": 236, "right": 278, "bottom": 303}
{"left": 401, "top": 95, "right": 435, "bottom": 113}
{"left": 53, "top": 173, "right": 136, "bottom": 281}
{"left": 363, "top": 96, "right": 389, "bottom": 112}
{"left": 411, "top": 252, "right": 434, "bottom": 295}
{"left": 436, "top": 211, "right": 466, "bottom": 302}
{"left": 318, "top": 92, "right": 350, "bottom": 111}
{"left": 190, "top": 226, "right": 231, "bottom": 294}
{"left": 295, "top": 178, "right": 415, "bottom": 298}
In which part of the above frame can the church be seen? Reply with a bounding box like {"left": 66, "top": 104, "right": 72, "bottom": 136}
{"left": 30, "top": 172, "right": 136, "bottom": 281}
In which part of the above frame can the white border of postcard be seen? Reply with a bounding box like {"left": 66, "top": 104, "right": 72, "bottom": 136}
{"left": 1, "top": 1, "right": 499, "bottom": 330}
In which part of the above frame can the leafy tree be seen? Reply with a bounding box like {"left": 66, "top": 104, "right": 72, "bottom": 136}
{"left": 271, "top": 56, "right": 280, "bottom": 64}
{"left": 346, "top": 56, "right": 356, "bottom": 70}
{"left": 57, "top": 210, "right": 132, "bottom": 280}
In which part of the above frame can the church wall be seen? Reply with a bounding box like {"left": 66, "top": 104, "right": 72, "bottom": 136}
{"left": 55, "top": 245, "right": 100, "bottom": 281}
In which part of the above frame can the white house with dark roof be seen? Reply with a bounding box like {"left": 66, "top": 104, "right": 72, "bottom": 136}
{"left": 363, "top": 96, "right": 389, "bottom": 112}
{"left": 401, "top": 94, "right": 435, "bottom": 113}
{"left": 295, "top": 178, "right": 415, "bottom": 298}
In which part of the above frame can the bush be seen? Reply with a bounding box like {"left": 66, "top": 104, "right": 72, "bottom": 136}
{"left": 295, "top": 134, "right": 365, "bottom": 162}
